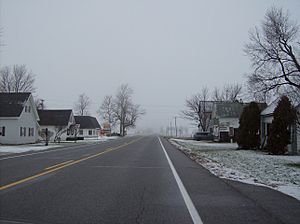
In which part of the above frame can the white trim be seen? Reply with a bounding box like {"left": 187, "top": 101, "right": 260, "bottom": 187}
{"left": 158, "top": 137, "right": 203, "bottom": 224}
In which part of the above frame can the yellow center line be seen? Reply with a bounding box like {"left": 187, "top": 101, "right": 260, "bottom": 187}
{"left": 0, "top": 137, "right": 143, "bottom": 191}
{"left": 45, "top": 160, "right": 74, "bottom": 170}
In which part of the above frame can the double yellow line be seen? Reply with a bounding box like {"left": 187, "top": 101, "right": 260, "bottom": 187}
{"left": 0, "top": 137, "right": 142, "bottom": 191}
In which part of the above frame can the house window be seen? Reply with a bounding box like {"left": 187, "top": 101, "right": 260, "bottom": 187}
{"left": 0, "top": 126, "right": 5, "bottom": 136}
{"left": 24, "top": 106, "right": 31, "bottom": 113}
{"left": 79, "top": 130, "right": 83, "bottom": 135}
{"left": 67, "top": 129, "right": 70, "bottom": 135}
{"left": 20, "top": 127, "right": 26, "bottom": 137}
{"left": 28, "top": 128, "right": 34, "bottom": 136}
{"left": 88, "top": 130, "right": 93, "bottom": 135}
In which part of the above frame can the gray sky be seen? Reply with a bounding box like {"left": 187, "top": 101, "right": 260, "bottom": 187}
{"left": 1, "top": 0, "right": 300, "bottom": 133}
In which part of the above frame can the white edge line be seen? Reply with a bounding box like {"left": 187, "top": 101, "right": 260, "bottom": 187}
{"left": 158, "top": 137, "right": 204, "bottom": 224}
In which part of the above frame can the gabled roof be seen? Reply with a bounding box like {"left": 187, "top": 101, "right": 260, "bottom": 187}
{"left": 38, "top": 109, "right": 72, "bottom": 126}
{"left": 215, "top": 101, "right": 267, "bottom": 118}
{"left": 0, "top": 92, "right": 31, "bottom": 117}
{"left": 75, "top": 116, "right": 101, "bottom": 129}
{"left": 261, "top": 99, "right": 280, "bottom": 116}
{"left": 261, "top": 98, "right": 299, "bottom": 116}
{"left": 215, "top": 102, "right": 244, "bottom": 118}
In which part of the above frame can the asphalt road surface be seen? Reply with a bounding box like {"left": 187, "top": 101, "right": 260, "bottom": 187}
{"left": 1, "top": 136, "right": 300, "bottom": 224}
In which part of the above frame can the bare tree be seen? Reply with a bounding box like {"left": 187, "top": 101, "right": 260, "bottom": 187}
{"left": 97, "top": 95, "right": 116, "bottom": 128}
{"left": 74, "top": 93, "right": 90, "bottom": 116}
{"left": 0, "top": 65, "right": 36, "bottom": 93}
{"left": 113, "top": 84, "right": 145, "bottom": 136}
{"left": 54, "top": 126, "right": 67, "bottom": 143}
{"left": 38, "top": 128, "right": 54, "bottom": 143}
{"left": 245, "top": 7, "right": 300, "bottom": 96}
{"left": 35, "top": 98, "right": 46, "bottom": 110}
{"left": 123, "top": 103, "right": 145, "bottom": 133}
{"left": 182, "top": 87, "right": 213, "bottom": 132}
{"left": 212, "top": 84, "right": 243, "bottom": 102}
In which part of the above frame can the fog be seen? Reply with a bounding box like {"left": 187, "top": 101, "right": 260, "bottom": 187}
{"left": 1, "top": 0, "right": 299, "bottom": 133}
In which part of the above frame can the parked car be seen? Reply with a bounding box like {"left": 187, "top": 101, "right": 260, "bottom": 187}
{"left": 193, "top": 132, "right": 214, "bottom": 141}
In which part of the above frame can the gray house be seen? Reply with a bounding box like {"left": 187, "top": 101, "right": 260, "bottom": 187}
{"left": 261, "top": 101, "right": 300, "bottom": 154}
{"left": 211, "top": 101, "right": 267, "bottom": 142}
{"left": 0, "top": 92, "right": 40, "bottom": 145}
{"left": 211, "top": 102, "right": 244, "bottom": 142}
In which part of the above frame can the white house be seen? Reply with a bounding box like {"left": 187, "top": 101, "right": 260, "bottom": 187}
{"left": 38, "top": 109, "right": 76, "bottom": 142}
{"left": 261, "top": 100, "right": 300, "bottom": 154}
{"left": 74, "top": 116, "right": 101, "bottom": 138}
{"left": 0, "top": 92, "right": 40, "bottom": 145}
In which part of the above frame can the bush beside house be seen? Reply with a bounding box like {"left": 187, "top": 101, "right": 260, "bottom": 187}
{"left": 237, "top": 102, "right": 261, "bottom": 149}
{"left": 266, "top": 96, "right": 297, "bottom": 155}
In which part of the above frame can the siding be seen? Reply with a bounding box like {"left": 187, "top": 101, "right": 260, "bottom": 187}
{"left": 0, "top": 101, "right": 39, "bottom": 145}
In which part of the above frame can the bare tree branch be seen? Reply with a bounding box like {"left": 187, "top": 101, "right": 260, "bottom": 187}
{"left": 0, "top": 65, "right": 36, "bottom": 93}
{"left": 113, "top": 84, "right": 145, "bottom": 136}
{"left": 182, "top": 87, "right": 213, "bottom": 132}
{"left": 74, "top": 93, "right": 90, "bottom": 116}
{"left": 212, "top": 83, "right": 243, "bottom": 102}
{"left": 97, "top": 95, "right": 116, "bottom": 128}
{"left": 245, "top": 7, "right": 300, "bottom": 100}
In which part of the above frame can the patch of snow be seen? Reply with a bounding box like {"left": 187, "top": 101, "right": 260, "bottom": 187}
{"left": 0, "top": 136, "right": 120, "bottom": 154}
{"left": 170, "top": 138, "right": 300, "bottom": 201}
{"left": 0, "top": 143, "right": 62, "bottom": 153}
{"left": 60, "top": 136, "right": 120, "bottom": 143}
{"left": 171, "top": 138, "right": 238, "bottom": 150}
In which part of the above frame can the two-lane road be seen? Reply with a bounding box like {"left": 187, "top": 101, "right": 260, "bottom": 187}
{"left": 1, "top": 136, "right": 300, "bottom": 224}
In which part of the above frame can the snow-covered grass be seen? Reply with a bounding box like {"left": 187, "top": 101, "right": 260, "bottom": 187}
{"left": 170, "top": 138, "right": 300, "bottom": 201}
{"left": 0, "top": 136, "right": 119, "bottom": 154}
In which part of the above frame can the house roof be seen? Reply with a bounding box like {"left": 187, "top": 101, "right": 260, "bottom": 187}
{"left": 0, "top": 92, "right": 31, "bottom": 117}
{"left": 215, "top": 101, "right": 267, "bottom": 118}
{"left": 38, "top": 109, "right": 72, "bottom": 126}
{"left": 215, "top": 102, "right": 244, "bottom": 118}
{"left": 75, "top": 116, "right": 101, "bottom": 129}
{"left": 261, "top": 98, "right": 299, "bottom": 116}
{"left": 261, "top": 99, "right": 280, "bottom": 116}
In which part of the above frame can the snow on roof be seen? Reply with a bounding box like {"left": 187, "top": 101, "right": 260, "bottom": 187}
{"left": 261, "top": 98, "right": 280, "bottom": 116}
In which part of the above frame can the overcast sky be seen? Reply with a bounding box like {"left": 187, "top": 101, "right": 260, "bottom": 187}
{"left": 1, "top": 0, "right": 300, "bottom": 133}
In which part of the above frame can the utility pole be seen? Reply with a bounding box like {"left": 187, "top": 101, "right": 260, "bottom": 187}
{"left": 174, "top": 116, "right": 177, "bottom": 137}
